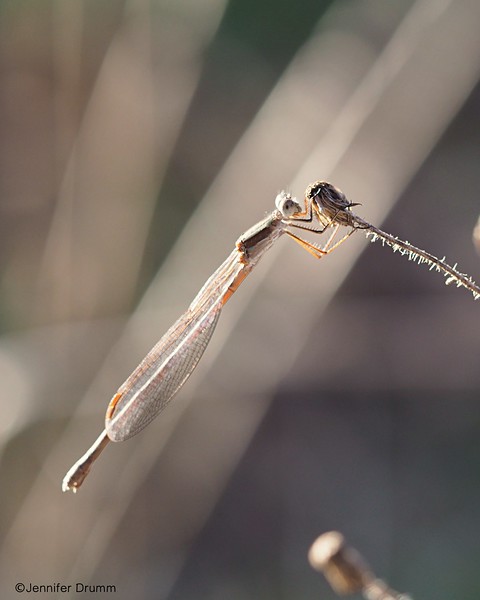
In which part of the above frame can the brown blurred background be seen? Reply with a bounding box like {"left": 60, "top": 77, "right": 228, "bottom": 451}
{"left": 1, "top": 1, "right": 480, "bottom": 598}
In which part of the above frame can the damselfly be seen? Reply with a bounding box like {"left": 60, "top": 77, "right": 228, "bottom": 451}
{"left": 63, "top": 181, "right": 480, "bottom": 492}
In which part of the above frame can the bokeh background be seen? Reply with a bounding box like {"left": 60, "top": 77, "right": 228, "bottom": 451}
{"left": 1, "top": 1, "right": 480, "bottom": 598}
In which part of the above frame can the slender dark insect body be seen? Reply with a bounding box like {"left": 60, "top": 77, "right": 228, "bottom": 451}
{"left": 62, "top": 181, "right": 480, "bottom": 492}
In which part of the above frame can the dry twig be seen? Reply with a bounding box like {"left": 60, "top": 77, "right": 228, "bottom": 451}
{"left": 309, "top": 531, "right": 411, "bottom": 600}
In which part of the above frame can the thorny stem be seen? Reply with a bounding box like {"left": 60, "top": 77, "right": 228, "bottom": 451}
{"left": 354, "top": 214, "right": 480, "bottom": 300}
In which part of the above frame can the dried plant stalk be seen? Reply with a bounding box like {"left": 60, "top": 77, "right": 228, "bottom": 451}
{"left": 309, "top": 531, "right": 412, "bottom": 600}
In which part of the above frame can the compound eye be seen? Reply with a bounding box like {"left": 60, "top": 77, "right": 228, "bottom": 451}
{"left": 275, "top": 191, "right": 301, "bottom": 217}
